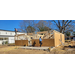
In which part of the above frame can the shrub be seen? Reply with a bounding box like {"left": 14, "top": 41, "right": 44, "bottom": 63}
{"left": 5, "top": 41, "right": 8, "bottom": 44}
{"left": 2, "top": 41, "right": 5, "bottom": 45}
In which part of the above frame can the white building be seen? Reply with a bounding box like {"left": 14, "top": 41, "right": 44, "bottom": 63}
{"left": 0, "top": 29, "right": 27, "bottom": 45}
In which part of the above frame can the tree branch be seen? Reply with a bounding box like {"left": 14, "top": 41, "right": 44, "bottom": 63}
{"left": 65, "top": 20, "right": 72, "bottom": 27}
{"left": 62, "top": 20, "right": 65, "bottom": 26}
{"left": 62, "top": 20, "right": 68, "bottom": 28}
{"left": 64, "top": 20, "right": 69, "bottom": 25}
{"left": 62, "top": 20, "right": 71, "bottom": 33}
{"left": 53, "top": 20, "right": 59, "bottom": 27}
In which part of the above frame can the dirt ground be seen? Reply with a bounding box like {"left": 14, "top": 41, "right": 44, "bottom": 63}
{"left": 0, "top": 45, "right": 49, "bottom": 54}
{"left": 0, "top": 44, "right": 75, "bottom": 54}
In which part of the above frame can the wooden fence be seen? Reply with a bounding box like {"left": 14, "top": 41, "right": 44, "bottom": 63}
{"left": 15, "top": 40, "right": 28, "bottom": 46}
{"left": 32, "top": 39, "right": 55, "bottom": 47}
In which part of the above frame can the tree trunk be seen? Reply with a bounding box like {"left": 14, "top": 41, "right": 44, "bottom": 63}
{"left": 60, "top": 29, "right": 63, "bottom": 33}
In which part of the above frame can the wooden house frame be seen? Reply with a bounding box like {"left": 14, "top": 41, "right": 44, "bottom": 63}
{"left": 15, "top": 30, "right": 65, "bottom": 47}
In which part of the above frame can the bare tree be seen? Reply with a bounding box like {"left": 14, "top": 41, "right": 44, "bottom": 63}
{"left": 18, "top": 20, "right": 36, "bottom": 33}
{"left": 47, "top": 20, "right": 52, "bottom": 28}
{"left": 26, "top": 25, "right": 36, "bottom": 33}
{"left": 18, "top": 20, "right": 75, "bottom": 34}
{"left": 18, "top": 20, "right": 27, "bottom": 32}
{"left": 35, "top": 20, "right": 52, "bottom": 31}
{"left": 51, "top": 20, "right": 75, "bottom": 33}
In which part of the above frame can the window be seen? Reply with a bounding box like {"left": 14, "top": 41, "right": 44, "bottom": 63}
{"left": 4, "top": 38, "right": 8, "bottom": 40}
{"left": 0, "top": 38, "right": 8, "bottom": 40}
{"left": 6, "top": 32, "right": 7, "bottom": 34}
{"left": 0, "top": 38, "right": 3, "bottom": 40}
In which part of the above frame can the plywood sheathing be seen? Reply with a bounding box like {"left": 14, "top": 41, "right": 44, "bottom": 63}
{"left": 15, "top": 40, "right": 28, "bottom": 46}
{"left": 53, "top": 30, "right": 65, "bottom": 47}
{"left": 32, "top": 39, "right": 54, "bottom": 47}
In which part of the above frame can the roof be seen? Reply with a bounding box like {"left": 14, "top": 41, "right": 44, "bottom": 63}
{"left": 15, "top": 34, "right": 26, "bottom": 36}
{"left": 0, "top": 29, "right": 26, "bottom": 33}
{"left": 0, "top": 35, "right": 14, "bottom": 37}
{"left": 65, "top": 36, "right": 75, "bottom": 38}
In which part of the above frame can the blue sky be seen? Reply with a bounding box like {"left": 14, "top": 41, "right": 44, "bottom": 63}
{"left": 0, "top": 20, "right": 22, "bottom": 31}
{"left": 0, "top": 20, "right": 74, "bottom": 33}
{"left": 0, "top": 20, "right": 50, "bottom": 31}
{"left": 0, "top": 20, "right": 40, "bottom": 31}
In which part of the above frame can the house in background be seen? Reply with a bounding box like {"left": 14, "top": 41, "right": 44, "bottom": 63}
{"left": 0, "top": 29, "right": 27, "bottom": 45}
{"left": 66, "top": 36, "right": 75, "bottom": 41}
{"left": 65, "top": 36, "right": 73, "bottom": 40}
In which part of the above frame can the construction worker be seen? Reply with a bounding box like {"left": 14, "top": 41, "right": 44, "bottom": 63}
{"left": 39, "top": 37, "right": 42, "bottom": 47}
